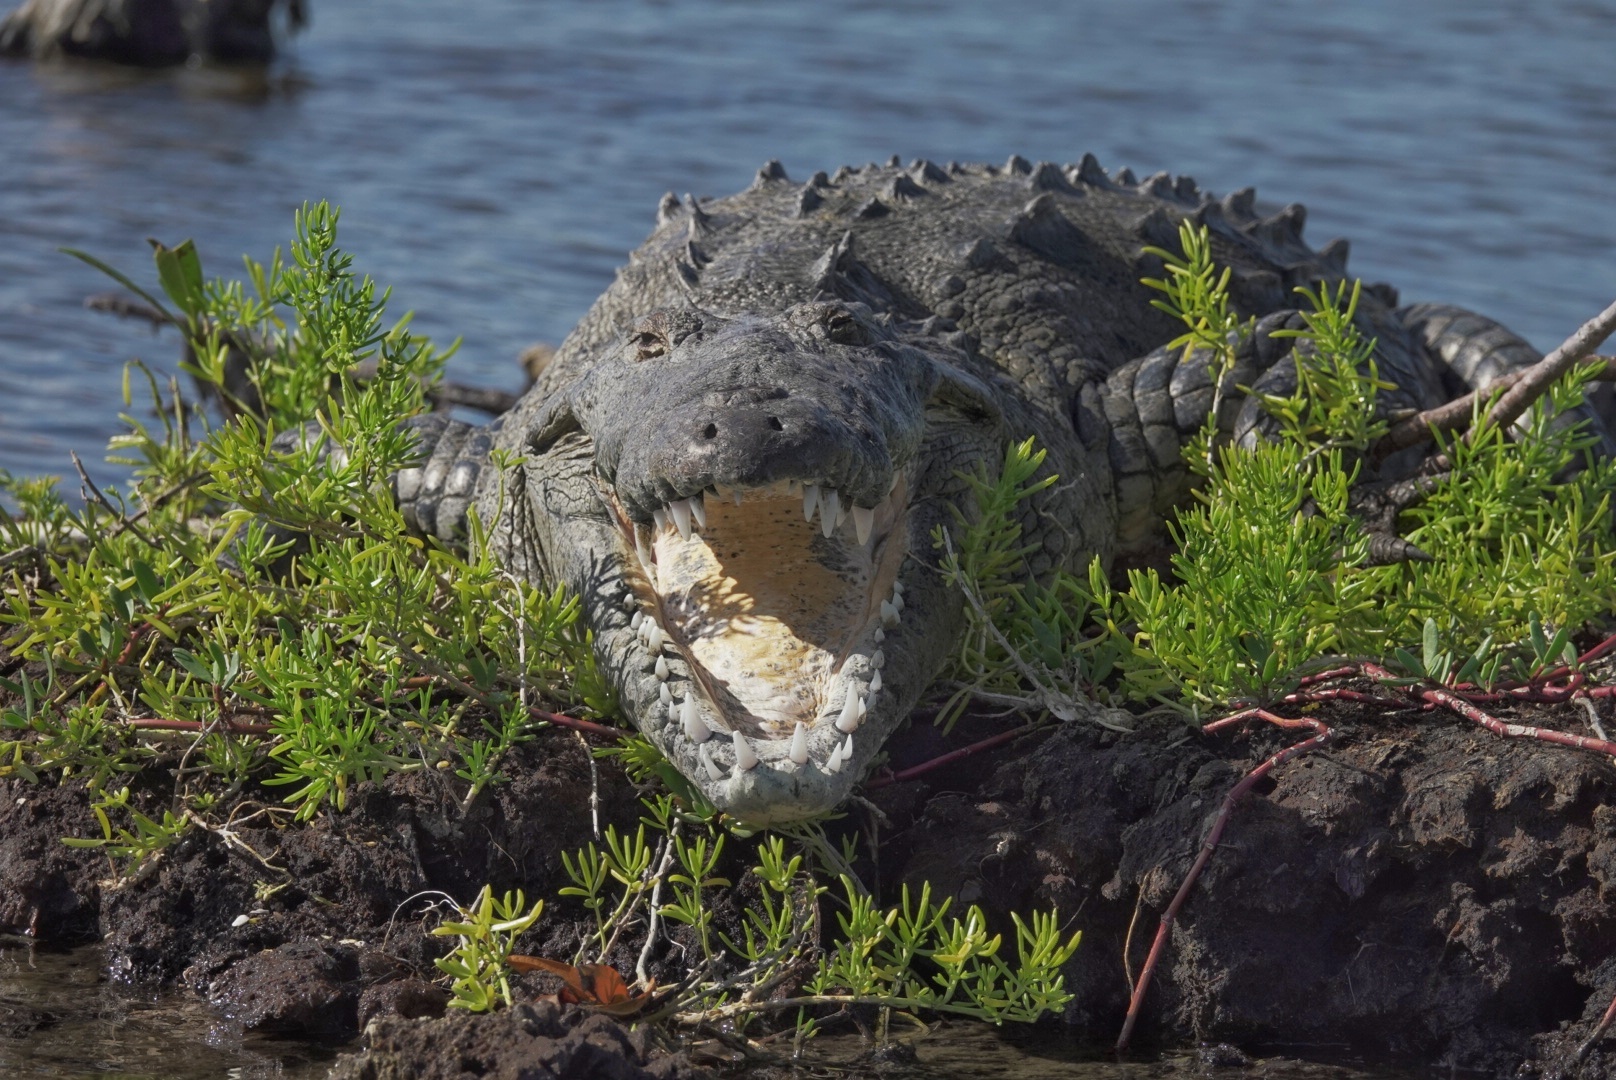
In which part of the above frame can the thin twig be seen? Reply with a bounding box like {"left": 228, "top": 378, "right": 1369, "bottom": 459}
{"left": 1121, "top": 888, "right": 1145, "bottom": 992}
{"left": 942, "top": 530, "right": 1133, "bottom": 733}
{"left": 1373, "top": 353, "right": 1616, "bottom": 462}
{"left": 635, "top": 828, "right": 678, "bottom": 990}
{"left": 183, "top": 808, "right": 288, "bottom": 875}
{"left": 579, "top": 730, "right": 601, "bottom": 841}
{"left": 1483, "top": 300, "right": 1616, "bottom": 436}
{"left": 71, "top": 451, "right": 152, "bottom": 548}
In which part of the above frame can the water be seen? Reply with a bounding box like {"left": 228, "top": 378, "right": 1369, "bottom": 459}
{"left": 2, "top": 0, "right": 1615, "bottom": 487}
{"left": 1, "top": 940, "right": 1412, "bottom": 1080}
{"left": 0, "top": 939, "right": 338, "bottom": 1078}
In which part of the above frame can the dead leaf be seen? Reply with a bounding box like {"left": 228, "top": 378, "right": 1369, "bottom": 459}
{"left": 508, "top": 955, "right": 660, "bottom": 1017}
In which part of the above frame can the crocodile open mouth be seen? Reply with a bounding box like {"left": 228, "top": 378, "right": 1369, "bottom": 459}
{"left": 605, "top": 474, "right": 909, "bottom": 776}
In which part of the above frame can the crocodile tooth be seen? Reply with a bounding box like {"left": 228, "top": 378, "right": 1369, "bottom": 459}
{"left": 733, "top": 735, "right": 758, "bottom": 771}
{"left": 682, "top": 695, "right": 710, "bottom": 743}
{"left": 821, "top": 489, "right": 840, "bottom": 538}
{"left": 622, "top": 592, "right": 637, "bottom": 611}
{"left": 803, "top": 484, "right": 819, "bottom": 523}
{"left": 668, "top": 498, "right": 693, "bottom": 539}
{"left": 872, "top": 649, "right": 886, "bottom": 669}
{"left": 789, "top": 721, "right": 810, "bottom": 764}
{"left": 701, "top": 748, "right": 724, "bottom": 781}
{"left": 835, "top": 492, "right": 850, "bottom": 529}
{"left": 653, "top": 507, "right": 669, "bottom": 536}
{"left": 891, "top": 591, "right": 905, "bottom": 613}
{"left": 858, "top": 697, "right": 867, "bottom": 719}
{"left": 660, "top": 682, "right": 672, "bottom": 707}
{"left": 891, "top": 580, "right": 904, "bottom": 597}
{"left": 689, "top": 492, "right": 707, "bottom": 529}
{"left": 840, "top": 732, "right": 854, "bottom": 762}
{"left": 852, "top": 504, "right": 874, "bottom": 545}
{"left": 634, "top": 528, "right": 654, "bottom": 574}
{"left": 643, "top": 623, "right": 664, "bottom": 652}
{"left": 824, "top": 741, "right": 844, "bottom": 774}
{"left": 630, "top": 611, "right": 644, "bottom": 631}
{"left": 880, "top": 599, "right": 899, "bottom": 627}
{"left": 873, "top": 627, "right": 885, "bottom": 643}
{"left": 655, "top": 656, "right": 670, "bottom": 681}
{"left": 836, "top": 690, "right": 862, "bottom": 733}
{"left": 869, "top": 669, "right": 882, "bottom": 693}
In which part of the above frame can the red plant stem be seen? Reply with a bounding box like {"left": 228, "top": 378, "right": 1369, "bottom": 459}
{"left": 862, "top": 722, "right": 1038, "bottom": 791}
{"left": 1115, "top": 709, "right": 1334, "bottom": 1054}
{"left": 1283, "top": 687, "right": 1406, "bottom": 709}
{"left": 1359, "top": 662, "right": 1616, "bottom": 757}
{"left": 1577, "top": 988, "right": 1616, "bottom": 1062}
{"left": 123, "top": 717, "right": 272, "bottom": 736}
{"left": 1292, "top": 666, "right": 1360, "bottom": 689}
{"left": 526, "top": 706, "right": 625, "bottom": 740}
{"left": 1579, "top": 630, "right": 1616, "bottom": 667}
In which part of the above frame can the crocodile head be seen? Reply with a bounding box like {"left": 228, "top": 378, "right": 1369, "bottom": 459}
{"left": 518, "top": 298, "right": 1005, "bottom": 823}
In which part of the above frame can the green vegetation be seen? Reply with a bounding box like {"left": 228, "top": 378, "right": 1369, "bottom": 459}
{"left": 2, "top": 202, "right": 611, "bottom": 843}
{"left": 433, "top": 885, "right": 546, "bottom": 1012}
{"left": 445, "top": 791, "right": 1079, "bottom": 1038}
{"left": 944, "top": 221, "right": 1616, "bottom": 712}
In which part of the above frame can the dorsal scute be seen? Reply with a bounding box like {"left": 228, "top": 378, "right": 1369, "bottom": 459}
{"left": 590, "top": 156, "right": 1357, "bottom": 384}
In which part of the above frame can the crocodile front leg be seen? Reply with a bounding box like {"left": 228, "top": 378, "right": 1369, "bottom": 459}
{"left": 1091, "top": 310, "right": 1303, "bottom": 561}
{"left": 266, "top": 412, "right": 499, "bottom": 551}
{"left": 391, "top": 413, "right": 502, "bottom": 545}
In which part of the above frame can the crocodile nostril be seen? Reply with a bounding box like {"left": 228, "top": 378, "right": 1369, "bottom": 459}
{"left": 767, "top": 416, "right": 784, "bottom": 431}
{"left": 702, "top": 423, "right": 718, "bottom": 439}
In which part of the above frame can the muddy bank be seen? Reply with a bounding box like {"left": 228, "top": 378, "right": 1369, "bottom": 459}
{"left": 3, "top": 697, "right": 1615, "bottom": 1077}
{"left": 874, "top": 703, "right": 1616, "bottom": 1077}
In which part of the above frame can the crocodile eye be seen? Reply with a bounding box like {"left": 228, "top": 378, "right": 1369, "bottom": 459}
{"left": 825, "top": 310, "right": 865, "bottom": 345}
{"left": 633, "top": 331, "right": 668, "bottom": 361}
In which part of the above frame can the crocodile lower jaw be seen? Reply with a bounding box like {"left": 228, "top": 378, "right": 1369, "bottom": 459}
{"left": 606, "top": 475, "right": 910, "bottom": 782}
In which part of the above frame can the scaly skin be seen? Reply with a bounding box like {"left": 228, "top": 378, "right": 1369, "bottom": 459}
{"left": 398, "top": 155, "right": 1600, "bottom": 824}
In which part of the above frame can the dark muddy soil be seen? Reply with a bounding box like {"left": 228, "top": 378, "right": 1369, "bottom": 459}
{"left": 4, "top": 685, "right": 1616, "bottom": 1078}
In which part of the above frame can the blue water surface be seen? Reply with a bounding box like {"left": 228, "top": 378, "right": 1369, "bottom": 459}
{"left": 1, "top": 0, "right": 1612, "bottom": 482}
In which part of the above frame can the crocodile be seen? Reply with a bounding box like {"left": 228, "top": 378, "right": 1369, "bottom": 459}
{"left": 391, "top": 155, "right": 1607, "bottom": 824}
{"left": 0, "top": 0, "right": 303, "bottom": 66}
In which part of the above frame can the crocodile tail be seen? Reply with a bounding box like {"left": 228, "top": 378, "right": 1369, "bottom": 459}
{"left": 1397, "top": 302, "right": 1616, "bottom": 456}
